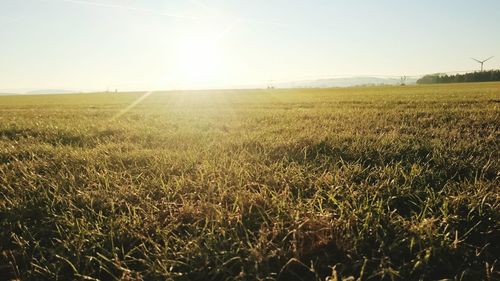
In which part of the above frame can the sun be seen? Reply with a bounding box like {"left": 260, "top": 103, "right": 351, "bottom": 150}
{"left": 174, "top": 31, "right": 224, "bottom": 86}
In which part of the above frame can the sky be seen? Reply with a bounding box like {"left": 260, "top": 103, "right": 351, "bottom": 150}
{"left": 1, "top": 0, "right": 500, "bottom": 91}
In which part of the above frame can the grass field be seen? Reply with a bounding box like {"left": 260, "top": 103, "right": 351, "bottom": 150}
{"left": 0, "top": 83, "right": 499, "bottom": 280}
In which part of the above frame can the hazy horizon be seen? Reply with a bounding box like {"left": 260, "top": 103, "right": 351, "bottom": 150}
{"left": 1, "top": 0, "right": 499, "bottom": 91}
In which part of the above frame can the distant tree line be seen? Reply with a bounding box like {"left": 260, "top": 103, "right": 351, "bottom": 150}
{"left": 417, "top": 70, "right": 500, "bottom": 84}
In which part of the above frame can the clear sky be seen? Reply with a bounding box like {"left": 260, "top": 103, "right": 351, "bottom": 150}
{"left": 1, "top": 0, "right": 500, "bottom": 91}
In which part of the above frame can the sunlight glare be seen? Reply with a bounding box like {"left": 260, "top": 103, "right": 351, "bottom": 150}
{"left": 174, "top": 31, "right": 224, "bottom": 86}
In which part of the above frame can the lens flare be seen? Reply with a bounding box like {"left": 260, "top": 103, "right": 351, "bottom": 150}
{"left": 111, "top": 91, "right": 153, "bottom": 120}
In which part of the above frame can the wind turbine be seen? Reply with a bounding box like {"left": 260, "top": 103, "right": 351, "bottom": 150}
{"left": 471, "top": 56, "right": 494, "bottom": 72}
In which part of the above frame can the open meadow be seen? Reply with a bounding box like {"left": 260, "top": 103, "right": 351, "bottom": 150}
{"left": 0, "top": 83, "right": 499, "bottom": 280}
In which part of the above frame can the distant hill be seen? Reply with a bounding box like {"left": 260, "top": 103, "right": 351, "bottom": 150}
{"left": 0, "top": 77, "right": 421, "bottom": 95}
{"left": 0, "top": 89, "right": 77, "bottom": 95}
{"left": 276, "top": 76, "right": 418, "bottom": 88}
{"left": 26, "top": 89, "right": 76, "bottom": 94}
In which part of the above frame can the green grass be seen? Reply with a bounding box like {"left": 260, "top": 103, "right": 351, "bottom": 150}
{"left": 0, "top": 83, "right": 499, "bottom": 280}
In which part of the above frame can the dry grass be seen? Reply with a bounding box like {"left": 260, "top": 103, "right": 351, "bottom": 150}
{"left": 0, "top": 83, "right": 499, "bottom": 280}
